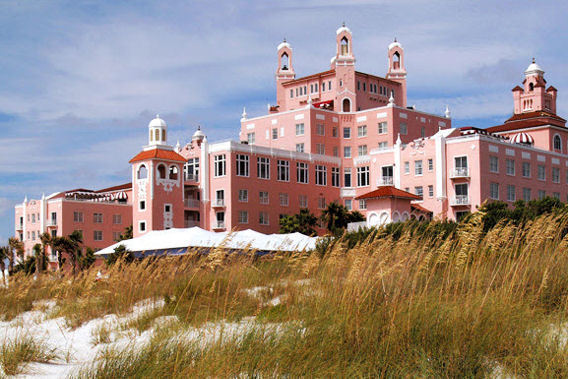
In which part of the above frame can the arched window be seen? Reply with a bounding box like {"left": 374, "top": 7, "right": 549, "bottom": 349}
{"left": 393, "top": 52, "right": 401, "bottom": 69}
{"left": 137, "top": 164, "right": 148, "bottom": 179}
{"left": 342, "top": 98, "right": 351, "bottom": 112}
{"left": 281, "top": 52, "right": 289, "bottom": 70}
{"left": 149, "top": 130, "right": 153, "bottom": 142}
{"left": 554, "top": 135, "right": 562, "bottom": 151}
{"left": 154, "top": 129, "right": 160, "bottom": 142}
{"left": 340, "top": 37, "right": 349, "bottom": 55}
{"left": 157, "top": 164, "right": 166, "bottom": 179}
{"left": 162, "top": 129, "right": 166, "bottom": 142}
{"left": 529, "top": 82, "right": 534, "bottom": 91}
{"left": 169, "top": 165, "right": 178, "bottom": 180}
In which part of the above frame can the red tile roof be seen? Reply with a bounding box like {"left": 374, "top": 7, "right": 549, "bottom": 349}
{"left": 96, "top": 182, "right": 132, "bottom": 193}
{"left": 355, "top": 186, "right": 421, "bottom": 200}
{"left": 129, "top": 149, "right": 186, "bottom": 163}
{"left": 411, "top": 203, "right": 432, "bottom": 214}
{"left": 487, "top": 110, "right": 566, "bottom": 133}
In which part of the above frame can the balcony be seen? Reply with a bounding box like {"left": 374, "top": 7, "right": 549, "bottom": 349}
{"left": 16, "top": 223, "right": 23, "bottom": 231}
{"left": 213, "top": 221, "right": 225, "bottom": 229}
{"left": 450, "top": 167, "right": 470, "bottom": 179}
{"left": 450, "top": 195, "right": 470, "bottom": 206}
{"left": 184, "top": 220, "right": 199, "bottom": 228}
{"left": 377, "top": 176, "right": 394, "bottom": 186}
{"left": 184, "top": 198, "right": 200, "bottom": 208}
{"left": 213, "top": 199, "right": 225, "bottom": 208}
{"left": 184, "top": 173, "right": 199, "bottom": 184}
{"left": 47, "top": 219, "right": 57, "bottom": 227}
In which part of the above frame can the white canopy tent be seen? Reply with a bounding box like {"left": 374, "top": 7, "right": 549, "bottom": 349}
{"left": 95, "top": 227, "right": 317, "bottom": 256}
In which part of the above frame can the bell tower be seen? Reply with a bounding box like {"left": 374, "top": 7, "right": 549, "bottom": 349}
{"left": 332, "top": 23, "right": 356, "bottom": 113}
{"left": 513, "top": 59, "right": 557, "bottom": 115}
{"left": 275, "top": 38, "right": 295, "bottom": 110}
{"left": 130, "top": 115, "right": 186, "bottom": 238}
{"left": 386, "top": 38, "right": 407, "bottom": 108}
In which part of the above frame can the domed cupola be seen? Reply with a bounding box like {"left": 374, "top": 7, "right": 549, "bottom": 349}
{"left": 148, "top": 114, "right": 167, "bottom": 146}
{"left": 192, "top": 125, "right": 205, "bottom": 144}
{"left": 525, "top": 58, "right": 544, "bottom": 77}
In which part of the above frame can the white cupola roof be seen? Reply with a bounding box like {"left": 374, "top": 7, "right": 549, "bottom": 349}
{"left": 148, "top": 114, "right": 167, "bottom": 128}
{"left": 336, "top": 22, "right": 351, "bottom": 35}
{"left": 388, "top": 38, "right": 402, "bottom": 50}
{"left": 192, "top": 125, "right": 205, "bottom": 141}
{"left": 525, "top": 58, "right": 544, "bottom": 76}
{"left": 277, "top": 38, "right": 291, "bottom": 51}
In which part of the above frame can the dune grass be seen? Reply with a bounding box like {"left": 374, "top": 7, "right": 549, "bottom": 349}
{"left": 0, "top": 335, "right": 59, "bottom": 376}
{"left": 5, "top": 211, "right": 568, "bottom": 376}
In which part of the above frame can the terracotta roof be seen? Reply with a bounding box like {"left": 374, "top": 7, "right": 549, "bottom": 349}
{"left": 512, "top": 85, "right": 523, "bottom": 92}
{"left": 129, "top": 148, "right": 186, "bottom": 163}
{"left": 355, "top": 186, "right": 421, "bottom": 200}
{"left": 282, "top": 69, "right": 336, "bottom": 85}
{"left": 487, "top": 111, "right": 567, "bottom": 133}
{"left": 547, "top": 86, "right": 558, "bottom": 92}
{"left": 96, "top": 182, "right": 132, "bottom": 193}
{"left": 411, "top": 203, "right": 432, "bottom": 214}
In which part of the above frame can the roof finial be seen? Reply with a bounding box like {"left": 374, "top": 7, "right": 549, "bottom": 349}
{"left": 283, "top": 37, "right": 286, "bottom": 43}
{"left": 532, "top": 57, "right": 535, "bottom": 64}
{"left": 342, "top": 21, "right": 345, "bottom": 27}
{"left": 197, "top": 124, "right": 201, "bottom": 131}
{"left": 241, "top": 107, "right": 247, "bottom": 121}
{"left": 445, "top": 104, "right": 451, "bottom": 119}
{"left": 394, "top": 37, "right": 397, "bottom": 42}
{"left": 156, "top": 113, "right": 160, "bottom": 119}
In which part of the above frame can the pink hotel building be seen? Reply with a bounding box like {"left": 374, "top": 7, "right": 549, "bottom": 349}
{"left": 14, "top": 25, "right": 568, "bottom": 257}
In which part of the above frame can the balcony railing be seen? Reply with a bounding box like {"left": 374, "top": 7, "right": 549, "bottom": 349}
{"left": 450, "top": 195, "right": 470, "bottom": 206}
{"left": 450, "top": 167, "right": 470, "bottom": 178}
{"left": 47, "top": 219, "right": 57, "bottom": 227}
{"left": 213, "top": 199, "right": 225, "bottom": 207}
{"left": 184, "top": 220, "right": 199, "bottom": 228}
{"left": 184, "top": 173, "right": 199, "bottom": 182}
{"left": 378, "top": 176, "right": 394, "bottom": 186}
{"left": 213, "top": 221, "right": 225, "bottom": 229}
{"left": 184, "top": 198, "right": 200, "bottom": 208}
{"left": 16, "top": 223, "right": 23, "bottom": 231}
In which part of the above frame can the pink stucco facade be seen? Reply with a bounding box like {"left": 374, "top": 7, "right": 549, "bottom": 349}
{"left": 13, "top": 25, "right": 568, "bottom": 252}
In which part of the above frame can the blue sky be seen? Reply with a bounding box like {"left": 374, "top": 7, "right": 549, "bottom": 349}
{"left": 1, "top": 0, "right": 567, "bottom": 243}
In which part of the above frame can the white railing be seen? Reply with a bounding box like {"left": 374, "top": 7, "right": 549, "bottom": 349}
{"left": 214, "top": 221, "right": 225, "bottom": 229}
{"left": 213, "top": 199, "right": 225, "bottom": 207}
{"left": 184, "top": 198, "right": 200, "bottom": 208}
{"left": 378, "top": 176, "right": 394, "bottom": 186}
{"left": 451, "top": 195, "right": 470, "bottom": 206}
{"left": 47, "top": 219, "right": 57, "bottom": 227}
{"left": 451, "top": 167, "right": 469, "bottom": 178}
{"left": 17, "top": 223, "right": 23, "bottom": 230}
{"left": 185, "top": 220, "right": 199, "bottom": 228}
{"left": 184, "top": 173, "right": 198, "bottom": 182}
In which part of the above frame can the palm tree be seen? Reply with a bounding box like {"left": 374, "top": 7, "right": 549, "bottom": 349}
{"left": 53, "top": 231, "right": 83, "bottom": 278}
{"left": 39, "top": 232, "right": 54, "bottom": 274}
{"left": 0, "top": 246, "right": 8, "bottom": 285}
{"left": 7, "top": 237, "right": 23, "bottom": 274}
{"left": 321, "top": 201, "right": 349, "bottom": 235}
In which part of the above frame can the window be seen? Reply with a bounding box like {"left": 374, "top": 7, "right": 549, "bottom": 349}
{"left": 522, "top": 162, "right": 531, "bottom": 178}
{"left": 272, "top": 128, "right": 278, "bottom": 140}
{"left": 296, "top": 143, "right": 304, "bottom": 153}
{"left": 299, "top": 195, "right": 308, "bottom": 208}
{"left": 297, "top": 162, "right": 309, "bottom": 183}
{"left": 169, "top": 165, "right": 179, "bottom": 180}
{"left": 428, "top": 159, "right": 434, "bottom": 171}
{"left": 332, "top": 127, "right": 338, "bottom": 137}
{"left": 538, "top": 190, "right": 546, "bottom": 200}
{"left": 257, "top": 157, "right": 270, "bottom": 179}
{"left": 315, "top": 165, "right": 327, "bottom": 186}
{"left": 259, "top": 212, "right": 269, "bottom": 225}
{"left": 357, "top": 166, "right": 370, "bottom": 187}
{"left": 489, "top": 156, "right": 499, "bottom": 173}
{"left": 333, "top": 146, "right": 339, "bottom": 157}
{"left": 236, "top": 154, "right": 249, "bottom": 177}
{"left": 357, "top": 125, "right": 367, "bottom": 137}
{"left": 139, "top": 221, "right": 146, "bottom": 232}
{"left": 247, "top": 132, "right": 255, "bottom": 144}
{"left": 184, "top": 158, "right": 200, "bottom": 181}
{"left": 238, "top": 189, "right": 248, "bottom": 202}
{"left": 400, "top": 122, "right": 407, "bottom": 135}
{"left": 421, "top": 127, "right": 426, "bottom": 138}
{"left": 318, "top": 197, "right": 326, "bottom": 209}
{"left": 139, "top": 200, "right": 146, "bottom": 211}
{"left": 344, "top": 168, "right": 352, "bottom": 187}
{"left": 490, "top": 182, "right": 499, "bottom": 200}
{"left": 523, "top": 188, "right": 531, "bottom": 201}
{"left": 157, "top": 164, "right": 166, "bottom": 179}
{"left": 343, "top": 127, "right": 351, "bottom": 139}
{"left": 259, "top": 191, "right": 269, "bottom": 204}
{"left": 358, "top": 145, "right": 368, "bottom": 156}
{"left": 214, "top": 154, "right": 226, "bottom": 177}
{"left": 552, "top": 167, "right": 560, "bottom": 183}
{"left": 113, "top": 231, "right": 121, "bottom": 241}
{"left": 137, "top": 164, "right": 148, "bottom": 179}
{"left": 112, "top": 214, "right": 122, "bottom": 224}
{"left": 415, "top": 160, "right": 423, "bottom": 176}
{"left": 332, "top": 167, "right": 340, "bottom": 187}
{"left": 290, "top": 89, "right": 294, "bottom": 98}
{"left": 553, "top": 192, "right": 561, "bottom": 200}
{"left": 344, "top": 146, "right": 352, "bottom": 158}
{"left": 316, "top": 124, "right": 325, "bottom": 136}
{"left": 238, "top": 211, "right": 248, "bottom": 224}
{"left": 345, "top": 199, "right": 352, "bottom": 210}
{"left": 316, "top": 143, "right": 325, "bottom": 155}
{"left": 94, "top": 231, "right": 103, "bottom": 241}
{"left": 404, "top": 161, "right": 410, "bottom": 174}
{"left": 507, "top": 185, "right": 516, "bottom": 202}
{"left": 279, "top": 193, "right": 289, "bottom": 206}
{"left": 554, "top": 135, "right": 562, "bottom": 151}
{"left": 277, "top": 160, "right": 290, "bottom": 181}
{"left": 74, "top": 211, "right": 83, "bottom": 223}
{"left": 31, "top": 214, "right": 35, "bottom": 223}
{"left": 415, "top": 186, "right": 423, "bottom": 199}
{"left": 328, "top": 81, "right": 332, "bottom": 90}
{"left": 93, "top": 213, "right": 103, "bottom": 223}
{"left": 506, "top": 159, "right": 515, "bottom": 176}
{"left": 32, "top": 231, "right": 35, "bottom": 240}
{"left": 378, "top": 122, "right": 388, "bottom": 134}
{"left": 428, "top": 185, "right": 434, "bottom": 198}
{"left": 215, "top": 190, "right": 225, "bottom": 206}
{"left": 216, "top": 212, "right": 225, "bottom": 228}
{"left": 322, "top": 82, "right": 325, "bottom": 91}
{"left": 537, "top": 165, "right": 546, "bottom": 180}
{"left": 378, "top": 141, "right": 388, "bottom": 150}
{"left": 359, "top": 199, "right": 367, "bottom": 210}
{"left": 295, "top": 123, "right": 305, "bottom": 136}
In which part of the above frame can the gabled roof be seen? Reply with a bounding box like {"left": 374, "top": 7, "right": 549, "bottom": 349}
{"left": 129, "top": 148, "right": 186, "bottom": 163}
{"left": 355, "top": 186, "right": 421, "bottom": 200}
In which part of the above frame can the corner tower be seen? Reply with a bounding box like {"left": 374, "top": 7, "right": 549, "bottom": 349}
{"left": 332, "top": 23, "right": 356, "bottom": 112}
{"left": 130, "top": 115, "right": 186, "bottom": 238}
{"left": 386, "top": 38, "right": 407, "bottom": 108}
{"left": 275, "top": 39, "right": 295, "bottom": 109}
{"left": 513, "top": 59, "right": 557, "bottom": 115}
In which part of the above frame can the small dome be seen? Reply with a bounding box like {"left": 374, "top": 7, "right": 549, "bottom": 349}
{"left": 510, "top": 132, "right": 534, "bottom": 145}
{"left": 148, "top": 114, "right": 167, "bottom": 128}
{"left": 388, "top": 38, "right": 402, "bottom": 50}
{"left": 192, "top": 126, "right": 205, "bottom": 141}
{"left": 525, "top": 59, "right": 544, "bottom": 76}
{"left": 336, "top": 22, "right": 351, "bottom": 35}
{"left": 277, "top": 40, "right": 291, "bottom": 51}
